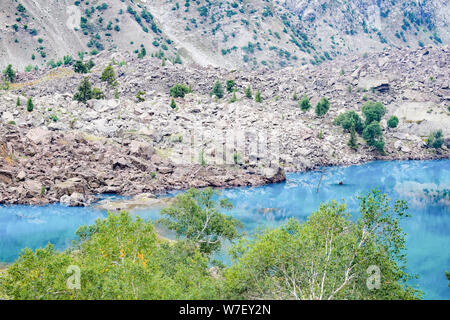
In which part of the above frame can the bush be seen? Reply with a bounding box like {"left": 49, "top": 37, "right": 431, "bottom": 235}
{"left": 299, "top": 95, "right": 311, "bottom": 111}
{"left": 363, "top": 121, "right": 385, "bottom": 153}
{"left": 73, "top": 77, "right": 93, "bottom": 103}
{"left": 348, "top": 125, "right": 358, "bottom": 150}
{"left": 426, "top": 130, "right": 443, "bottom": 149}
{"left": 255, "top": 90, "right": 262, "bottom": 103}
{"left": 211, "top": 80, "right": 224, "bottom": 98}
{"left": 170, "top": 84, "right": 191, "bottom": 98}
{"left": 26, "top": 98, "right": 34, "bottom": 112}
{"left": 3, "top": 65, "right": 16, "bottom": 83}
{"left": 170, "top": 98, "right": 177, "bottom": 109}
{"left": 73, "top": 60, "right": 94, "bottom": 74}
{"left": 362, "top": 101, "right": 386, "bottom": 125}
{"left": 387, "top": 116, "right": 399, "bottom": 128}
{"left": 333, "top": 111, "right": 363, "bottom": 134}
{"left": 92, "top": 88, "right": 105, "bottom": 100}
{"left": 315, "top": 97, "right": 330, "bottom": 116}
{"left": 244, "top": 85, "right": 252, "bottom": 98}
{"left": 100, "top": 65, "right": 116, "bottom": 86}
{"left": 226, "top": 80, "right": 235, "bottom": 93}
{"left": 136, "top": 90, "right": 146, "bottom": 102}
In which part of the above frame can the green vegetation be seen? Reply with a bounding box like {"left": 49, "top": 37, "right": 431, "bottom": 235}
{"left": 363, "top": 121, "right": 385, "bottom": 154}
{"left": 73, "top": 77, "right": 93, "bottom": 103}
{"left": 3, "top": 65, "right": 16, "bottom": 83}
{"left": 348, "top": 125, "right": 358, "bottom": 150}
{"left": 73, "top": 60, "right": 95, "bottom": 74}
{"left": 211, "top": 80, "right": 224, "bottom": 99}
{"left": 0, "top": 189, "right": 421, "bottom": 300}
{"left": 315, "top": 97, "right": 330, "bottom": 116}
{"left": 362, "top": 101, "right": 386, "bottom": 126}
{"left": 333, "top": 111, "right": 364, "bottom": 134}
{"left": 255, "top": 90, "right": 262, "bottom": 103}
{"left": 387, "top": 116, "right": 399, "bottom": 128}
{"left": 226, "top": 80, "right": 235, "bottom": 93}
{"left": 170, "top": 98, "right": 177, "bottom": 109}
{"left": 100, "top": 65, "right": 116, "bottom": 86}
{"left": 136, "top": 90, "right": 146, "bottom": 102}
{"left": 26, "top": 98, "right": 34, "bottom": 112}
{"left": 170, "top": 84, "right": 191, "bottom": 98}
{"left": 299, "top": 95, "right": 311, "bottom": 111}
{"left": 244, "top": 85, "right": 252, "bottom": 98}
{"left": 426, "top": 130, "right": 443, "bottom": 149}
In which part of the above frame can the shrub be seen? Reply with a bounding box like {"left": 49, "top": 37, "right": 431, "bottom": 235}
{"left": 229, "top": 92, "right": 237, "bottom": 103}
{"left": 211, "top": 80, "right": 224, "bottom": 98}
{"left": 226, "top": 80, "right": 235, "bottom": 93}
{"left": 244, "top": 85, "right": 252, "bottom": 98}
{"left": 170, "top": 98, "right": 177, "bottom": 109}
{"left": 348, "top": 125, "right": 358, "bottom": 150}
{"left": 362, "top": 101, "right": 386, "bottom": 126}
{"left": 299, "top": 95, "right": 311, "bottom": 111}
{"left": 73, "top": 60, "right": 94, "bottom": 73}
{"left": 16, "top": 97, "right": 21, "bottom": 106}
{"left": 315, "top": 97, "right": 330, "bottom": 116}
{"left": 73, "top": 77, "right": 93, "bottom": 103}
{"left": 387, "top": 116, "right": 399, "bottom": 128}
{"left": 255, "top": 90, "right": 262, "bottom": 103}
{"left": 426, "top": 130, "right": 443, "bottom": 149}
{"left": 170, "top": 84, "right": 191, "bottom": 98}
{"left": 100, "top": 65, "right": 116, "bottom": 86}
{"left": 92, "top": 88, "right": 105, "bottom": 100}
{"left": 333, "top": 111, "right": 364, "bottom": 134}
{"left": 136, "top": 90, "right": 146, "bottom": 102}
{"left": 3, "top": 65, "right": 16, "bottom": 83}
{"left": 363, "top": 121, "right": 385, "bottom": 153}
{"left": 26, "top": 98, "right": 34, "bottom": 112}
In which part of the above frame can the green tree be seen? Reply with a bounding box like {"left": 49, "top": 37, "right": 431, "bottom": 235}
{"left": 299, "top": 95, "right": 311, "bottom": 111}
{"left": 255, "top": 90, "right": 262, "bottom": 103}
{"left": 73, "top": 77, "right": 93, "bottom": 103}
{"left": 363, "top": 121, "right": 385, "bottom": 153}
{"left": 426, "top": 130, "right": 443, "bottom": 149}
{"left": 244, "top": 85, "right": 252, "bottom": 98}
{"left": 16, "top": 97, "right": 21, "bottom": 107}
{"left": 226, "top": 80, "right": 235, "bottom": 93}
{"left": 92, "top": 87, "right": 105, "bottom": 100}
{"left": 224, "top": 190, "right": 421, "bottom": 300}
{"left": 292, "top": 92, "right": 298, "bottom": 101}
{"left": 362, "top": 101, "right": 386, "bottom": 126}
{"left": 3, "top": 64, "right": 16, "bottom": 83}
{"left": 348, "top": 124, "right": 358, "bottom": 150}
{"left": 211, "top": 80, "right": 224, "bottom": 98}
{"left": 100, "top": 65, "right": 116, "bottom": 86}
{"left": 315, "top": 97, "right": 330, "bottom": 116}
{"left": 334, "top": 110, "right": 364, "bottom": 134}
{"left": 0, "top": 212, "right": 221, "bottom": 300}
{"left": 170, "top": 98, "right": 177, "bottom": 109}
{"left": 26, "top": 98, "right": 34, "bottom": 112}
{"left": 159, "top": 188, "right": 242, "bottom": 255}
{"left": 387, "top": 116, "right": 399, "bottom": 128}
{"left": 170, "top": 84, "right": 191, "bottom": 98}
{"left": 229, "top": 92, "right": 237, "bottom": 103}
{"left": 73, "top": 60, "right": 88, "bottom": 73}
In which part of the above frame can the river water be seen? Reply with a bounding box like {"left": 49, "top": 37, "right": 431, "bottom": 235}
{"left": 0, "top": 160, "right": 449, "bottom": 299}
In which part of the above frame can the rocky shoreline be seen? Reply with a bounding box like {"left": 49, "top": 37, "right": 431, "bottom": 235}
{"left": 1, "top": 47, "right": 449, "bottom": 206}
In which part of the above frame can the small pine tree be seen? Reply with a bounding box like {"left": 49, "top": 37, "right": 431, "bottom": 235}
{"left": 292, "top": 92, "right": 298, "bottom": 101}
{"left": 226, "top": 80, "right": 235, "bottom": 93}
{"left": 315, "top": 97, "right": 330, "bottom": 117}
{"left": 211, "top": 80, "right": 224, "bottom": 98}
{"left": 348, "top": 124, "right": 358, "bottom": 150}
{"left": 73, "top": 77, "right": 93, "bottom": 103}
{"left": 255, "top": 90, "right": 262, "bottom": 103}
{"left": 229, "top": 92, "right": 237, "bottom": 103}
{"left": 100, "top": 65, "right": 116, "bottom": 86}
{"left": 170, "top": 98, "right": 177, "bottom": 109}
{"left": 299, "top": 95, "right": 311, "bottom": 111}
{"left": 26, "top": 98, "right": 34, "bottom": 112}
{"left": 3, "top": 64, "right": 16, "bottom": 83}
{"left": 174, "top": 53, "right": 182, "bottom": 64}
{"left": 16, "top": 97, "right": 21, "bottom": 106}
{"left": 245, "top": 85, "right": 252, "bottom": 98}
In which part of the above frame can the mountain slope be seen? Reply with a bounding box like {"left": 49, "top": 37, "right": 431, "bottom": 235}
{"left": 0, "top": 0, "right": 449, "bottom": 71}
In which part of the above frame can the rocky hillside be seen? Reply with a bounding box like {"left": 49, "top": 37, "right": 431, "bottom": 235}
{"left": 1, "top": 0, "right": 449, "bottom": 70}
{"left": 0, "top": 44, "right": 448, "bottom": 205}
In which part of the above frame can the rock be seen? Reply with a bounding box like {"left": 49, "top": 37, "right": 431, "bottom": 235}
{"left": 0, "top": 170, "right": 13, "bottom": 184}
{"left": 24, "top": 179, "right": 42, "bottom": 195}
{"left": 60, "top": 192, "right": 86, "bottom": 207}
{"left": 129, "top": 141, "right": 155, "bottom": 160}
{"left": 17, "top": 170, "right": 26, "bottom": 181}
{"left": 54, "top": 177, "right": 85, "bottom": 195}
{"left": 26, "top": 127, "right": 51, "bottom": 144}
